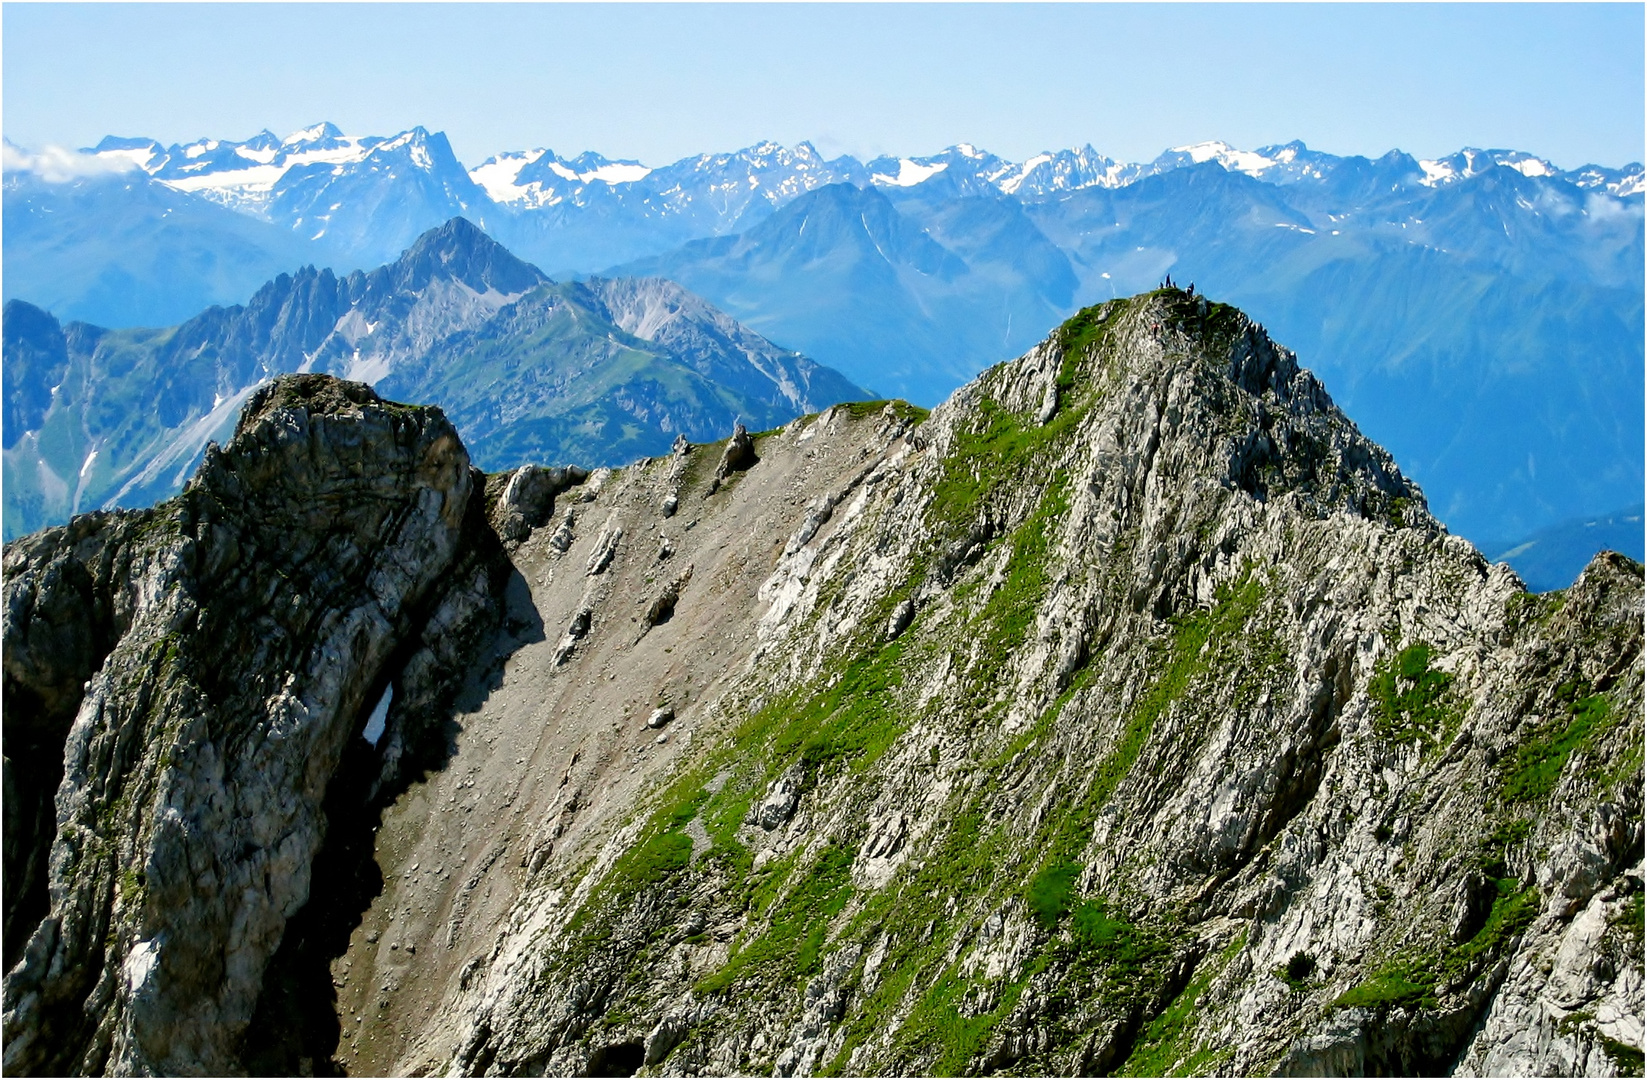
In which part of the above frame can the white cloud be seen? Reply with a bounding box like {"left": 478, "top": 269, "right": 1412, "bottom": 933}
{"left": 1585, "top": 191, "right": 1641, "bottom": 222}
{"left": 2, "top": 141, "right": 138, "bottom": 183}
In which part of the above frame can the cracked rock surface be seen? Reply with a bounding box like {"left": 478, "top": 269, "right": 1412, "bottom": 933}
{"left": 391, "top": 292, "right": 1642, "bottom": 1077}
{"left": 2, "top": 374, "right": 497, "bottom": 1075}
{"left": 4, "top": 292, "right": 1640, "bottom": 1078}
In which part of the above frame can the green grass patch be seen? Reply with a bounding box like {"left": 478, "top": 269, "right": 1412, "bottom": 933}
{"left": 697, "top": 844, "right": 855, "bottom": 993}
{"left": 1502, "top": 680, "right": 1617, "bottom": 802}
{"left": 616, "top": 831, "right": 692, "bottom": 888}
{"left": 1056, "top": 303, "right": 1116, "bottom": 373}
{"left": 1331, "top": 958, "right": 1438, "bottom": 1012}
{"left": 1446, "top": 878, "right": 1539, "bottom": 976}
{"left": 894, "top": 956, "right": 1045, "bottom": 1077}
{"left": 1368, "top": 641, "right": 1458, "bottom": 748}
{"left": 1334, "top": 878, "right": 1537, "bottom": 1014}
{"left": 1601, "top": 1035, "right": 1645, "bottom": 1076}
{"left": 1121, "top": 932, "right": 1246, "bottom": 1077}
{"left": 1071, "top": 900, "right": 1158, "bottom": 974}
{"left": 1027, "top": 863, "right": 1080, "bottom": 930}
{"left": 843, "top": 399, "right": 931, "bottom": 424}
{"left": 923, "top": 305, "right": 1105, "bottom": 542}
{"left": 762, "top": 636, "right": 913, "bottom": 783}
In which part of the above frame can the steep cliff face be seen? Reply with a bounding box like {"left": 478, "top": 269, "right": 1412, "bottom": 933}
{"left": 381, "top": 290, "right": 1639, "bottom": 1077}
{"left": 3, "top": 291, "right": 1640, "bottom": 1078}
{"left": 1, "top": 374, "right": 513, "bottom": 1074}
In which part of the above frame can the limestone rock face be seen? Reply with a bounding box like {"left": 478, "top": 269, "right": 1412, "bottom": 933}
{"left": 491, "top": 464, "right": 589, "bottom": 543}
{"left": 1, "top": 374, "right": 494, "bottom": 1075}
{"left": 3, "top": 293, "right": 1641, "bottom": 1078}
{"left": 417, "top": 292, "right": 1640, "bottom": 1078}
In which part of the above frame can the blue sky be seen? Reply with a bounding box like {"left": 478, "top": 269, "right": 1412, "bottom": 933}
{"left": 4, "top": 3, "right": 1642, "bottom": 169}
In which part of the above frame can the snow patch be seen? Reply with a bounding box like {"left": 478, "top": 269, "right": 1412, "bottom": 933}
{"left": 284, "top": 123, "right": 337, "bottom": 145}
{"left": 363, "top": 684, "right": 393, "bottom": 746}
{"left": 89, "top": 145, "right": 157, "bottom": 172}
{"left": 123, "top": 935, "right": 163, "bottom": 993}
{"left": 1170, "top": 141, "right": 1278, "bottom": 175}
{"left": 469, "top": 149, "right": 546, "bottom": 202}
{"left": 998, "top": 153, "right": 1052, "bottom": 195}
{"left": 583, "top": 162, "right": 651, "bottom": 184}
{"left": 1419, "top": 159, "right": 1458, "bottom": 186}
{"left": 871, "top": 159, "right": 949, "bottom": 187}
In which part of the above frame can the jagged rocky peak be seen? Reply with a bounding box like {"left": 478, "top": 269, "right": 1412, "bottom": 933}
{"left": 1, "top": 373, "right": 509, "bottom": 1075}
{"left": 415, "top": 291, "right": 1638, "bottom": 1076}
{"left": 232, "top": 370, "right": 387, "bottom": 433}
{"left": 383, "top": 216, "right": 547, "bottom": 297}
{"left": 943, "top": 288, "right": 1423, "bottom": 522}
{"left": 2, "top": 296, "right": 1640, "bottom": 1078}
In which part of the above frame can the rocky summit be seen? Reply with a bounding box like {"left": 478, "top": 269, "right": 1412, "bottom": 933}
{"left": 2, "top": 290, "right": 1641, "bottom": 1077}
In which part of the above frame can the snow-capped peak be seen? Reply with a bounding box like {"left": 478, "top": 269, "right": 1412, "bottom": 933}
{"left": 78, "top": 125, "right": 410, "bottom": 214}
{"left": 1558, "top": 162, "right": 1644, "bottom": 198}
{"left": 1166, "top": 141, "right": 1282, "bottom": 176}
{"left": 86, "top": 138, "right": 163, "bottom": 173}
{"left": 582, "top": 161, "right": 652, "bottom": 184}
{"left": 283, "top": 122, "right": 344, "bottom": 146}
{"left": 465, "top": 147, "right": 654, "bottom": 207}
{"left": 1416, "top": 148, "right": 1562, "bottom": 187}
{"left": 470, "top": 149, "right": 548, "bottom": 203}
{"left": 67, "top": 123, "right": 1639, "bottom": 244}
{"left": 870, "top": 158, "right": 950, "bottom": 187}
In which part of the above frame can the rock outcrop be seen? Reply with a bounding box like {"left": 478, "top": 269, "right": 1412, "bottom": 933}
{"left": 418, "top": 291, "right": 1641, "bottom": 1077}
{"left": 2, "top": 374, "right": 509, "bottom": 1075}
{"left": 3, "top": 291, "right": 1640, "bottom": 1078}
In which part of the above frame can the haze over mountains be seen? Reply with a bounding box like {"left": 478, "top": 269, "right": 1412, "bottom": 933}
{"left": 3, "top": 123, "right": 1642, "bottom": 558}
{"left": 1, "top": 219, "right": 867, "bottom": 540}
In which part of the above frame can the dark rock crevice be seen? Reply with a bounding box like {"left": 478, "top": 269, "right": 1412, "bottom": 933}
{"left": 2, "top": 376, "right": 484, "bottom": 1075}
{"left": 3, "top": 512, "right": 139, "bottom": 971}
{"left": 239, "top": 468, "right": 529, "bottom": 1076}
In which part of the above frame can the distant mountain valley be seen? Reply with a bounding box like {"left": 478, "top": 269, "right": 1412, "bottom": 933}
{"left": 1, "top": 219, "right": 867, "bottom": 540}
{"left": 3, "top": 125, "right": 1641, "bottom": 557}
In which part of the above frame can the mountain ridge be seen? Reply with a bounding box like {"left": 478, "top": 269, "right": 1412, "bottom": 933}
{"left": 70, "top": 125, "right": 1647, "bottom": 206}
{"left": 1, "top": 219, "right": 868, "bottom": 539}
{"left": 6, "top": 127, "right": 1642, "bottom": 548}
{"left": 3, "top": 289, "right": 1638, "bottom": 1076}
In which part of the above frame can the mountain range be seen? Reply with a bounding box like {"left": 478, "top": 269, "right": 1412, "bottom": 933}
{"left": 5, "top": 290, "right": 1639, "bottom": 1076}
{"left": 12, "top": 126, "right": 1639, "bottom": 326}
{"left": 1484, "top": 504, "right": 1647, "bottom": 593}
{"left": 1, "top": 219, "right": 867, "bottom": 539}
{"left": 4, "top": 125, "right": 1642, "bottom": 549}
